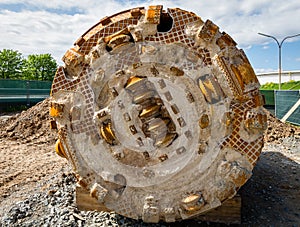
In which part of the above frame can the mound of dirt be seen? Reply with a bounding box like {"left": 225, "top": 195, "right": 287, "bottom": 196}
{"left": 0, "top": 99, "right": 57, "bottom": 144}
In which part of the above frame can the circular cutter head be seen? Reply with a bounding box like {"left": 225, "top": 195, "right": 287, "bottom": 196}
{"left": 50, "top": 5, "right": 267, "bottom": 223}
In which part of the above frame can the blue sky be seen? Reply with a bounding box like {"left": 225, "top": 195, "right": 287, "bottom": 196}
{"left": 246, "top": 39, "right": 300, "bottom": 73}
{"left": 1, "top": 0, "right": 300, "bottom": 73}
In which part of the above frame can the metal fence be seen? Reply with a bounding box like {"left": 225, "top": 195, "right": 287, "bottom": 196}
{"left": 0, "top": 79, "right": 52, "bottom": 89}
{"left": 0, "top": 79, "right": 51, "bottom": 108}
{"left": 260, "top": 90, "right": 275, "bottom": 106}
{"left": 275, "top": 90, "right": 300, "bottom": 126}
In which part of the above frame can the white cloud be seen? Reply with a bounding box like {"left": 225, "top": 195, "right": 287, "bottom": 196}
{"left": 263, "top": 45, "right": 270, "bottom": 50}
{"left": 255, "top": 68, "right": 277, "bottom": 74}
{"left": 1, "top": 0, "right": 300, "bottom": 68}
{"left": 0, "top": 9, "right": 90, "bottom": 64}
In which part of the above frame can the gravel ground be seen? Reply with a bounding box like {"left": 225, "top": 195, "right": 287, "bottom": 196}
{"left": 0, "top": 99, "right": 299, "bottom": 226}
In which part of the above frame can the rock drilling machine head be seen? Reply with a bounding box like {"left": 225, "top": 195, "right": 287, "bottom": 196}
{"left": 50, "top": 5, "right": 267, "bottom": 223}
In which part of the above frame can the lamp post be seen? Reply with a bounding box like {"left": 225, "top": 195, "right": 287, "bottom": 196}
{"left": 258, "top": 32, "right": 300, "bottom": 90}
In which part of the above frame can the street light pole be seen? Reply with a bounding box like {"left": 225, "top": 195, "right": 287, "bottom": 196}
{"left": 258, "top": 32, "right": 300, "bottom": 90}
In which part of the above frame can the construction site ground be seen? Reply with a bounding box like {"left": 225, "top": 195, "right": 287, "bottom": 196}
{"left": 0, "top": 99, "right": 299, "bottom": 226}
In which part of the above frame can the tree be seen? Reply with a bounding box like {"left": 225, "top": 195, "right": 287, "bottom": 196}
{"left": 0, "top": 49, "right": 24, "bottom": 79}
{"left": 23, "top": 54, "right": 58, "bottom": 81}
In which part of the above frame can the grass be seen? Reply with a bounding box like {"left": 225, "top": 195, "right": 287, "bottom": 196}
{"left": 260, "top": 80, "right": 300, "bottom": 90}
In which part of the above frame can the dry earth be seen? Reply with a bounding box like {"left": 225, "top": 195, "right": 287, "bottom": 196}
{"left": 0, "top": 99, "right": 299, "bottom": 226}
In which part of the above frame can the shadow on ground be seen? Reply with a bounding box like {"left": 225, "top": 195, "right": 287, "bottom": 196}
{"left": 240, "top": 151, "right": 300, "bottom": 226}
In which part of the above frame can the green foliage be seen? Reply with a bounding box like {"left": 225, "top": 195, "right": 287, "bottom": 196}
{"left": 0, "top": 49, "right": 58, "bottom": 81}
{"left": 260, "top": 80, "right": 300, "bottom": 90}
{"left": 0, "top": 49, "right": 24, "bottom": 79}
{"left": 23, "top": 54, "right": 57, "bottom": 81}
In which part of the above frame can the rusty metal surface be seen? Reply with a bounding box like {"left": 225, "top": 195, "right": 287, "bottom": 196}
{"left": 50, "top": 6, "right": 266, "bottom": 223}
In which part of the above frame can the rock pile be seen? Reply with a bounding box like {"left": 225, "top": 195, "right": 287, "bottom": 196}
{"left": 264, "top": 111, "right": 300, "bottom": 143}
{"left": 1, "top": 171, "right": 173, "bottom": 227}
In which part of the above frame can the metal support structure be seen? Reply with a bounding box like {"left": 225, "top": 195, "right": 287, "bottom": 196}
{"left": 258, "top": 33, "right": 300, "bottom": 90}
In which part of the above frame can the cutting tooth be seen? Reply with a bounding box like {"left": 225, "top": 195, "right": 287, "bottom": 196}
{"left": 125, "top": 76, "right": 144, "bottom": 92}
{"left": 139, "top": 104, "right": 161, "bottom": 119}
{"left": 133, "top": 90, "right": 155, "bottom": 104}
{"left": 50, "top": 102, "right": 64, "bottom": 117}
{"left": 147, "top": 118, "right": 169, "bottom": 132}
{"left": 181, "top": 194, "right": 205, "bottom": 212}
{"left": 100, "top": 122, "right": 116, "bottom": 145}
{"left": 154, "top": 132, "right": 177, "bottom": 148}
{"left": 55, "top": 139, "right": 68, "bottom": 159}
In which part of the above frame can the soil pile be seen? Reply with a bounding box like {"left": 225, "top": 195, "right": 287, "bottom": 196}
{"left": 0, "top": 99, "right": 57, "bottom": 144}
